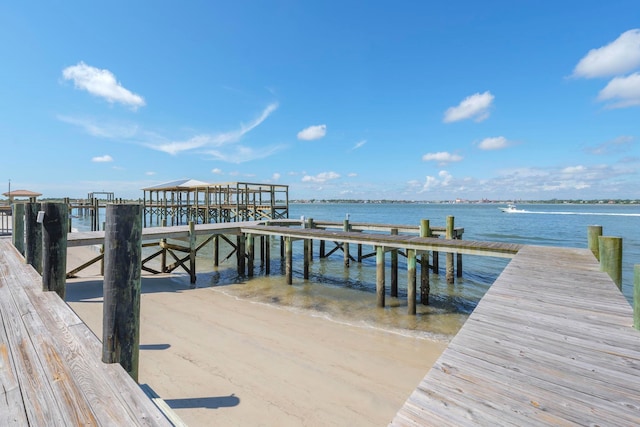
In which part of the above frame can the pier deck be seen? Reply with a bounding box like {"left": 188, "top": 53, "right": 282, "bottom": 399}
{"left": 0, "top": 239, "right": 172, "bottom": 426}
{"left": 391, "top": 245, "right": 640, "bottom": 426}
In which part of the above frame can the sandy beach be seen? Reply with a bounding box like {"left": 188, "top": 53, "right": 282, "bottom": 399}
{"left": 65, "top": 246, "right": 448, "bottom": 426}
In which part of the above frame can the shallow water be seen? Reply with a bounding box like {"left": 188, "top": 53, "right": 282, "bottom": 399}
{"left": 73, "top": 202, "right": 640, "bottom": 341}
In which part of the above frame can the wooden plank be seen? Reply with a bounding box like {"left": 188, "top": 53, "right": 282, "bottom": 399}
{"left": 0, "top": 240, "right": 173, "bottom": 426}
{"left": 391, "top": 243, "right": 640, "bottom": 426}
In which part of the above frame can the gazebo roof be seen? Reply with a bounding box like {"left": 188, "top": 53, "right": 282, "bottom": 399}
{"left": 3, "top": 189, "right": 42, "bottom": 198}
{"left": 141, "top": 179, "right": 213, "bottom": 191}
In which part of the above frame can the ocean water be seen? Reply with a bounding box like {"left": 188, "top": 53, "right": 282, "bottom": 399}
{"left": 72, "top": 202, "right": 640, "bottom": 341}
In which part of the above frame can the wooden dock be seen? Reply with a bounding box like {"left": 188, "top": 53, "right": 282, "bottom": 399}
{"left": 0, "top": 238, "right": 173, "bottom": 426}
{"left": 390, "top": 245, "right": 640, "bottom": 426}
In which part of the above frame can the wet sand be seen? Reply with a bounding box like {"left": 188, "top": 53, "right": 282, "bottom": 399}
{"left": 65, "top": 246, "right": 448, "bottom": 426}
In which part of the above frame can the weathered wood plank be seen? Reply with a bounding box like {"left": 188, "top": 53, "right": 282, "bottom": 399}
{"left": 0, "top": 240, "right": 173, "bottom": 426}
{"left": 391, "top": 245, "right": 640, "bottom": 426}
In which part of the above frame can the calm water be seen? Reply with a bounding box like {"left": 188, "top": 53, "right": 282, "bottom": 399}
{"left": 73, "top": 203, "right": 640, "bottom": 341}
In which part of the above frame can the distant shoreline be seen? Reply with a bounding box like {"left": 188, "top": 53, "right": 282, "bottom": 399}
{"left": 290, "top": 199, "right": 640, "bottom": 205}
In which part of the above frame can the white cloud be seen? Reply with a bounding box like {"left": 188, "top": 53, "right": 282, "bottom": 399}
{"left": 347, "top": 172, "right": 357, "bottom": 177}
{"left": 297, "top": 124, "right": 327, "bottom": 140}
{"left": 420, "top": 170, "right": 453, "bottom": 192}
{"left": 211, "top": 168, "right": 223, "bottom": 174}
{"left": 573, "top": 29, "right": 640, "bottom": 78}
{"left": 597, "top": 72, "right": 640, "bottom": 108}
{"left": 443, "top": 91, "right": 494, "bottom": 123}
{"left": 302, "top": 171, "right": 340, "bottom": 183}
{"left": 351, "top": 140, "right": 366, "bottom": 151}
{"left": 92, "top": 155, "right": 113, "bottom": 162}
{"left": 203, "top": 143, "right": 285, "bottom": 164}
{"left": 62, "top": 62, "right": 145, "bottom": 109}
{"left": 561, "top": 165, "right": 586, "bottom": 174}
{"left": 422, "top": 151, "right": 463, "bottom": 165}
{"left": 585, "top": 135, "right": 634, "bottom": 155}
{"left": 145, "top": 171, "right": 156, "bottom": 176}
{"left": 151, "top": 103, "right": 278, "bottom": 155}
{"left": 271, "top": 173, "right": 281, "bottom": 181}
{"left": 478, "top": 136, "right": 510, "bottom": 150}
{"left": 57, "top": 115, "right": 139, "bottom": 138}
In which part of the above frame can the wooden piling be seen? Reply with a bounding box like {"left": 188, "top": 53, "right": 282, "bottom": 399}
{"left": 25, "top": 202, "right": 42, "bottom": 274}
{"left": 11, "top": 203, "right": 25, "bottom": 255}
{"left": 390, "top": 228, "right": 398, "bottom": 297}
{"left": 303, "top": 238, "right": 310, "bottom": 280}
{"left": 102, "top": 203, "right": 142, "bottom": 382}
{"left": 213, "top": 235, "right": 219, "bottom": 267}
{"left": 285, "top": 237, "right": 293, "bottom": 284}
{"left": 634, "top": 265, "right": 640, "bottom": 331}
{"left": 598, "top": 236, "right": 622, "bottom": 290}
{"left": 265, "top": 236, "right": 271, "bottom": 275}
{"left": 376, "top": 246, "right": 385, "bottom": 308}
{"left": 307, "top": 218, "right": 314, "bottom": 260}
{"left": 248, "top": 233, "right": 255, "bottom": 277}
{"left": 446, "top": 215, "right": 454, "bottom": 284}
{"left": 42, "top": 202, "right": 68, "bottom": 299}
{"left": 237, "top": 234, "right": 245, "bottom": 276}
{"left": 161, "top": 219, "right": 167, "bottom": 272}
{"left": 343, "top": 219, "right": 350, "bottom": 267}
{"left": 587, "top": 225, "right": 603, "bottom": 260}
{"left": 420, "top": 219, "right": 430, "bottom": 305}
{"left": 189, "top": 221, "right": 197, "bottom": 284}
{"left": 407, "top": 249, "right": 416, "bottom": 315}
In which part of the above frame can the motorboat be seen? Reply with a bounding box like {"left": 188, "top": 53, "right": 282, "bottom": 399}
{"left": 499, "top": 204, "right": 525, "bottom": 213}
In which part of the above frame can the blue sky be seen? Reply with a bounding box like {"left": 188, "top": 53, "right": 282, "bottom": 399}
{"left": 1, "top": 1, "right": 639, "bottom": 201}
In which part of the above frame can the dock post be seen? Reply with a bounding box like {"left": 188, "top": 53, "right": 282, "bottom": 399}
{"left": 102, "top": 203, "right": 142, "bottom": 382}
{"left": 634, "top": 265, "right": 640, "bottom": 330}
{"left": 407, "top": 249, "right": 416, "bottom": 315}
{"left": 390, "top": 228, "right": 398, "bottom": 297}
{"left": 343, "top": 219, "right": 350, "bottom": 267}
{"left": 248, "top": 233, "right": 255, "bottom": 277}
{"left": 304, "top": 237, "right": 310, "bottom": 279}
{"left": 237, "top": 234, "right": 246, "bottom": 276}
{"left": 307, "top": 218, "right": 314, "bottom": 260}
{"left": 42, "top": 202, "right": 68, "bottom": 299}
{"left": 189, "top": 221, "right": 196, "bottom": 284}
{"left": 420, "top": 219, "right": 431, "bottom": 305}
{"left": 598, "top": 236, "right": 622, "bottom": 290}
{"left": 446, "top": 215, "right": 455, "bottom": 284}
{"left": 285, "top": 237, "right": 293, "bottom": 284}
{"left": 213, "top": 235, "right": 219, "bottom": 267}
{"left": 376, "top": 246, "right": 385, "bottom": 308}
{"left": 160, "top": 219, "right": 167, "bottom": 272}
{"left": 11, "top": 202, "right": 25, "bottom": 256}
{"left": 320, "top": 240, "right": 325, "bottom": 258}
{"left": 587, "top": 225, "right": 603, "bottom": 260}
{"left": 25, "top": 202, "right": 42, "bottom": 274}
{"left": 265, "top": 236, "right": 271, "bottom": 275}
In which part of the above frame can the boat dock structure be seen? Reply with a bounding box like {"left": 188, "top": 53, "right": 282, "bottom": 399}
{"left": 2, "top": 201, "right": 639, "bottom": 425}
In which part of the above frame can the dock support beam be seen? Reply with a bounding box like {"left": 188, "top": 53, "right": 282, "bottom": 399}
{"left": 102, "top": 204, "right": 142, "bottom": 382}
{"left": 446, "top": 215, "right": 454, "bottom": 284}
{"left": 407, "top": 249, "right": 416, "bottom": 315}
{"left": 390, "top": 229, "right": 398, "bottom": 297}
{"left": 42, "top": 202, "right": 68, "bottom": 299}
{"left": 285, "top": 237, "right": 293, "bottom": 284}
{"left": 343, "top": 219, "right": 350, "bottom": 267}
{"left": 420, "top": 219, "right": 430, "bottom": 305}
{"left": 189, "top": 221, "right": 196, "bottom": 284}
{"left": 376, "top": 246, "right": 385, "bottom": 308}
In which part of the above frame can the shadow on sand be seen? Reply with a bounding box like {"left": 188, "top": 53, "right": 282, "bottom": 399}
{"left": 164, "top": 394, "right": 240, "bottom": 410}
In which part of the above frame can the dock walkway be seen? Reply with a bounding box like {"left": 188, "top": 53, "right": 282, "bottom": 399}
{"left": 391, "top": 245, "right": 640, "bottom": 426}
{"left": 0, "top": 239, "right": 172, "bottom": 426}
